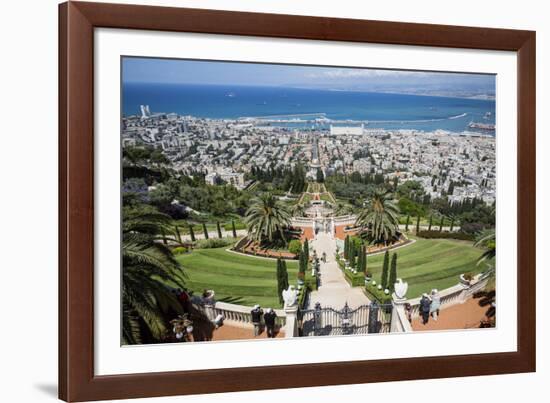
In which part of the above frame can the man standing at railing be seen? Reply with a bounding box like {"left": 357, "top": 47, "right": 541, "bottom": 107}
{"left": 251, "top": 305, "right": 264, "bottom": 336}
{"left": 419, "top": 293, "right": 432, "bottom": 325}
{"left": 264, "top": 308, "right": 278, "bottom": 338}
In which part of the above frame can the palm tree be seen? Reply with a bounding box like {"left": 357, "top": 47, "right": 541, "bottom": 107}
{"left": 356, "top": 189, "right": 400, "bottom": 244}
{"left": 474, "top": 229, "right": 496, "bottom": 266}
{"left": 473, "top": 223, "right": 496, "bottom": 327}
{"left": 122, "top": 210, "right": 185, "bottom": 344}
{"left": 335, "top": 202, "right": 353, "bottom": 216}
{"left": 292, "top": 203, "right": 306, "bottom": 217}
{"left": 244, "top": 193, "right": 292, "bottom": 243}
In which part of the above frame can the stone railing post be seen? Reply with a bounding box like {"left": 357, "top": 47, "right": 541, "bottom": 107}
{"left": 203, "top": 302, "right": 216, "bottom": 321}
{"left": 391, "top": 279, "right": 412, "bottom": 332}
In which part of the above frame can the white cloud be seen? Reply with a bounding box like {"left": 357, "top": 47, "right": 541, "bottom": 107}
{"left": 306, "top": 68, "right": 430, "bottom": 79}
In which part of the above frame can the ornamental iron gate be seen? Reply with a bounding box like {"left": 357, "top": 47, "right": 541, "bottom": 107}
{"left": 300, "top": 301, "right": 392, "bottom": 337}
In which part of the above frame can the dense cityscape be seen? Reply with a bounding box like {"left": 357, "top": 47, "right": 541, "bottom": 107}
{"left": 122, "top": 108, "right": 495, "bottom": 207}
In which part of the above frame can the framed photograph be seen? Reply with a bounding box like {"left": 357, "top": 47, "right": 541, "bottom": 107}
{"left": 59, "top": 1, "right": 536, "bottom": 401}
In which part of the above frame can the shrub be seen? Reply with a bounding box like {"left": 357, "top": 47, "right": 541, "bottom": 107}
{"left": 288, "top": 239, "right": 302, "bottom": 255}
{"left": 364, "top": 282, "right": 392, "bottom": 304}
{"left": 417, "top": 230, "right": 475, "bottom": 241}
{"left": 195, "top": 237, "right": 237, "bottom": 249}
{"left": 172, "top": 246, "right": 188, "bottom": 255}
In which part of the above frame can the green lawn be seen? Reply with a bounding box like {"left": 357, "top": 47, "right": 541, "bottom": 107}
{"left": 176, "top": 248, "right": 299, "bottom": 307}
{"left": 366, "top": 237, "right": 485, "bottom": 298}
{"left": 174, "top": 238, "right": 486, "bottom": 308}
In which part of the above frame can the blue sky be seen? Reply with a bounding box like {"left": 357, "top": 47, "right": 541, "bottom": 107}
{"left": 122, "top": 57, "right": 495, "bottom": 97}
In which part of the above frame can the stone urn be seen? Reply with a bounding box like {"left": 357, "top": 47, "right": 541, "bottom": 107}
{"left": 394, "top": 278, "right": 409, "bottom": 300}
{"left": 459, "top": 273, "right": 472, "bottom": 286}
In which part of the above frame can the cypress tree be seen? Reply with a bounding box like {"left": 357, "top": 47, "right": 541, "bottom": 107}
{"left": 349, "top": 241, "right": 357, "bottom": 267}
{"left": 202, "top": 222, "right": 209, "bottom": 239}
{"left": 304, "top": 240, "right": 309, "bottom": 262}
{"left": 216, "top": 221, "right": 223, "bottom": 238}
{"left": 161, "top": 227, "right": 167, "bottom": 245}
{"left": 276, "top": 258, "right": 289, "bottom": 305}
{"left": 281, "top": 259, "right": 289, "bottom": 294}
{"left": 357, "top": 245, "right": 362, "bottom": 272}
{"left": 358, "top": 244, "right": 366, "bottom": 273}
{"left": 416, "top": 215, "right": 420, "bottom": 234}
{"left": 189, "top": 224, "right": 196, "bottom": 242}
{"left": 439, "top": 216, "right": 444, "bottom": 232}
{"left": 405, "top": 214, "right": 410, "bottom": 232}
{"left": 344, "top": 235, "right": 349, "bottom": 260}
{"left": 232, "top": 220, "right": 237, "bottom": 238}
{"left": 450, "top": 216, "right": 455, "bottom": 232}
{"left": 389, "top": 253, "right": 398, "bottom": 292}
{"left": 381, "top": 250, "right": 390, "bottom": 289}
{"left": 428, "top": 215, "right": 433, "bottom": 231}
{"left": 299, "top": 250, "right": 307, "bottom": 274}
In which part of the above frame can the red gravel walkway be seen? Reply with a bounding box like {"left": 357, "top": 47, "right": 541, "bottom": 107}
{"left": 412, "top": 297, "right": 489, "bottom": 331}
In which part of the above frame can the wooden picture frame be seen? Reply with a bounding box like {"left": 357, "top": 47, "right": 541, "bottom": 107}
{"left": 59, "top": 1, "right": 536, "bottom": 401}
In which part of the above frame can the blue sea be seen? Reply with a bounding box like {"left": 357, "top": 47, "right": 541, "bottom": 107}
{"left": 122, "top": 83, "right": 496, "bottom": 133}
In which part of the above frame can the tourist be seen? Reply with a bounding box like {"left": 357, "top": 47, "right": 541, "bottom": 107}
{"left": 420, "top": 293, "right": 432, "bottom": 325}
{"left": 404, "top": 303, "right": 412, "bottom": 323}
{"left": 322, "top": 251, "right": 327, "bottom": 263}
{"left": 264, "top": 308, "right": 278, "bottom": 338}
{"left": 430, "top": 289, "right": 441, "bottom": 321}
{"left": 250, "top": 304, "right": 264, "bottom": 336}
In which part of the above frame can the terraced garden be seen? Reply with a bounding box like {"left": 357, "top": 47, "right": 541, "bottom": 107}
{"left": 175, "top": 236, "right": 487, "bottom": 309}
{"left": 366, "top": 237, "right": 486, "bottom": 298}
{"left": 176, "top": 248, "right": 299, "bottom": 307}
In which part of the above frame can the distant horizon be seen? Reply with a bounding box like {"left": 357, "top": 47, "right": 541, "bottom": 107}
{"left": 122, "top": 57, "right": 496, "bottom": 99}
{"left": 123, "top": 80, "right": 496, "bottom": 101}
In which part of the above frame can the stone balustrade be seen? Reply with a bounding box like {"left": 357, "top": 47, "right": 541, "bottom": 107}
{"left": 406, "top": 273, "right": 489, "bottom": 320}
{"left": 199, "top": 300, "right": 286, "bottom": 327}
{"left": 390, "top": 302, "right": 414, "bottom": 332}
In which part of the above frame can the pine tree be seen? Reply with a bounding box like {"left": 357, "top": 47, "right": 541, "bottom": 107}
{"left": 416, "top": 215, "right": 420, "bottom": 234}
{"left": 202, "top": 222, "right": 209, "bottom": 239}
{"left": 389, "top": 253, "right": 398, "bottom": 292}
{"left": 232, "top": 220, "right": 237, "bottom": 238}
{"left": 189, "top": 224, "right": 196, "bottom": 242}
{"left": 216, "top": 221, "right": 223, "bottom": 238}
{"left": 405, "top": 214, "right": 410, "bottom": 232}
{"left": 381, "top": 250, "right": 390, "bottom": 289}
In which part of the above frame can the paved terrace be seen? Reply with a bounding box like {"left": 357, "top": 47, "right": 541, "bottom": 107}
{"left": 308, "top": 231, "right": 370, "bottom": 309}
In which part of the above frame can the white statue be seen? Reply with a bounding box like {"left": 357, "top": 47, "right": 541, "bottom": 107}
{"left": 282, "top": 285, "right": 298, "bottom": 308}
{"left": 394, "top": 278, "right": 409, "bottom": 300}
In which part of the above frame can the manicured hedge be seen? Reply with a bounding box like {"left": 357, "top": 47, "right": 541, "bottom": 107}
{"left": 336, "top": 255, "right": 365, "bottom": 287}
{"left": 195, "top": 237, "right": 238, "bottom": 249}
{"left": 364, "top": 282, "right": 392, "bottom": 304}
{"left": 416, "top": 230, "right": 475, "bottom": 241}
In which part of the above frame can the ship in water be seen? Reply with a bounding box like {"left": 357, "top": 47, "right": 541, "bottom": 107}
{"left": 468, "top": 121, "right": 495, "bottom": 131}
